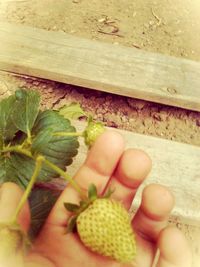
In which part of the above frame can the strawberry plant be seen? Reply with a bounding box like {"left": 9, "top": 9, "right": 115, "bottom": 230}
{"left": 0, "top": 89, "right": 136, "bottom": 263}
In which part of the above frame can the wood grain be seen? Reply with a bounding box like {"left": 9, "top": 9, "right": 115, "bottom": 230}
{"left": 0, "top": 23, "right": 200, "bottom": 111}
{"left": 67, "top": 121, "right": 200, "bottom": 225}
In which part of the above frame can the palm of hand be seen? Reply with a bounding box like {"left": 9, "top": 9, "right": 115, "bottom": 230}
{"left": 0, "top": 132, "right": 191, "bottom": 267}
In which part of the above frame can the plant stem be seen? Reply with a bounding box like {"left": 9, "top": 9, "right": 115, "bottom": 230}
{"left": 53, "top": 131, "right": 83, "bottom": 137}
{"left": 1, "top": 145, "right": 86, "bottom": 199}
{"left": 11, "top": 155, "right": 44, "bottom": 224}
{"left": 1, "top": 146, "right": 33, "bottom": 158}
{"left": 44, "top": 159, "right": 86, "bottom": 199}
{"left": 26, "top": 129, "right": 32, "bottom": 145}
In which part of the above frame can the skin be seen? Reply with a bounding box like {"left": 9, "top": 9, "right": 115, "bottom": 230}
{"left": 0, "top": 131, "right": 192, "bottom": 267}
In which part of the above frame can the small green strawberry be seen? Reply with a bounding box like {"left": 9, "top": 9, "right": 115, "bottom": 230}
{"left": 64, "top": 185, "right": 136, "bottom": 263}
{"left": 83, "top": 117, "right": 105, "bottom": 148}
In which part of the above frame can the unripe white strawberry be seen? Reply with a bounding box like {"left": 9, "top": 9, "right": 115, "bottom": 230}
{"left": 65, "top": 185, "right": 136, "bottom": 263}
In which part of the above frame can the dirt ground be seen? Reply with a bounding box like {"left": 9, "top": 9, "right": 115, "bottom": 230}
{"left": 1, "top": 73, "right": 200, "bottom": 147}
{"left": 1, "top": 0, "right": 200, "bottom": 61}
{"left": 0, "top": 0, "right": 200, "bottom": 266}
{"left": 0, "top": 0, "right": 200, "bottom": 146}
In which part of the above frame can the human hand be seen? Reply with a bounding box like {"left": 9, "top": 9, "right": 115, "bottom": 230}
{"left": 0, "top": 131, "right": 192, "bottom": 267}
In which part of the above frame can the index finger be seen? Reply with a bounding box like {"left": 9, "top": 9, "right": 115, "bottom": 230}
{"left": 45, "top": 130, "right": 125, "bottom": 226}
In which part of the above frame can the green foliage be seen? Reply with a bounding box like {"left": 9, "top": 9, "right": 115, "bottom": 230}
{"left": 12, "top": 89, "right": 40, "bottom": 135}
{"left": 0, "top": 156, "right": 13, "bottom": 184}
{"left": 32, "top": 110, "right": 79, "bottom": 171}
{"left": 0, "top": 95, "right": 18, "bottom": 143}
{"left": 0, "top": 88, "right": 111, "bottom": 248}
{"left": 64, "top": 203, "right": 80, "bottom": 212}
{"left": 29, "top": 187, "right": 61, "bottom": 238}
{"left": 59, "top": 102, "right": 86, "bottom": 120}
{"left": 66, "top": 216, "right": 78, "bottom": 233}
{"left": 88, "top": 184, "right": 97, "bottom": 201}
{"left": 0, "top": 89, "right": 79, "bottom": 188}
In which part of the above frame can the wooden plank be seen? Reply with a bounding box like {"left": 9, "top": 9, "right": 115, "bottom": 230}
{"left": 0, "top": 22, "right": 200, "bottom": 111}
{"left": 67, "top": 121, "right": 200, "bottom": 225}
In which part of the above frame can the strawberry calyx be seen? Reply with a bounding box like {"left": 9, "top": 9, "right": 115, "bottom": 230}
{"left": 64, "top": 184, "right": 114, "bottom": 233}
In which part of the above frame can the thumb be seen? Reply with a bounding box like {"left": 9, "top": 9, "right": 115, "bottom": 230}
{"left": 0, "top": 182, "right": 30, "bottom": 232}
{"left": 156, "top": 226, "right": 192, "bottom": 267}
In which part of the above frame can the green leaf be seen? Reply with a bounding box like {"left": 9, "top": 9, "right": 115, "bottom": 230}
{"left": 0, "top": 154, "right": 35, "bottom": 188}
{"left": 66, "top": 216, "right": 77, "bottom": 233}
{"left": 58, "top": 103, "right": 86, "bottom": 120}
{"left": 0, "top": 95, "right": 18, "bottom": 143}
{"left": 31, "top": 128, "right": 53, "bottom": 153}
{"left": 12, "top": 89, "right": 40, "bottom": 135}
{"left": 29, "top": 187, "right": 60, "bottom": 238}
{"left": 0, "top": 156, "right": 12, "bottom": 184}
{"left": 88, "top": 184, "right": 97, "bottom": 200}
{"left": 64, "top": 202, "right": 80, "bottom": 212}
{"left": 31, "top": 110, "right": 79, "bottom": 174}
{"left": 0, "top": 90, "right": 80, "bottom": 190}
{"left": 103, "top": 187, "right": 115, "bottom": 198}
{"left": 0, "top": 110, "right": 79, "bottom": 188}
{"left": 0, "top": 154, "right": 32, "bottom": 188}
{"left": 0, "top": 137, "right": 3, "bottom": 150}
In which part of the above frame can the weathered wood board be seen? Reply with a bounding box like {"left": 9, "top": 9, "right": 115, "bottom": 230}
{"left": 67, "top": 121, "right": 200, "bottom": 225}
{"left": 0, "top": 23, "right": 200, "bottom": 111}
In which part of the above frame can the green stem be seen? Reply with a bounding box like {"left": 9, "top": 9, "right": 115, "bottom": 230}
{"left": 53, "top": 131, "right": 83, "bottom": 137}
{"left": 26, "top": 129, "right": 32, "bottom": 145}
{"left": 1, "top": 145, "right": 86, "bottom": 199}
{"left": 44, "top": 158, "right": 86, "bottom": 199}
{"left": 11, "top": 155, "right": 44, "bottom": 224}
{"left": 1, "top": 145, "right": 33, "bottom": 158}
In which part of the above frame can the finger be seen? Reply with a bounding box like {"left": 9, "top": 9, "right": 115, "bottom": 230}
{"left": 0, "top": 182, "right": 30, "bottom": 232}
{"left": 132, "top": 184, "right": 175, "bottom": 242}
{"left": 46, "top": 131, "right": 125, "bottom": 226}
{"left": 108, "top": 149, "right": 152, "bottom": 209}
{"left": 156, "top": 226, "right": 192, "bottom": 267}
